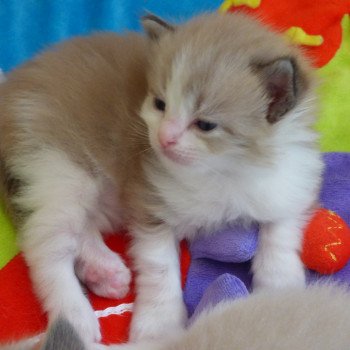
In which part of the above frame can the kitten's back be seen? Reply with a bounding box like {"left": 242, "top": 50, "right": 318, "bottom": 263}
{"left": 0, "top": 33, "right": 148, "bottom": 179}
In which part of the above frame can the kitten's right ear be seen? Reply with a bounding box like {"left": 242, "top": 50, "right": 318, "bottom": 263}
{"left": 253, "top": 57, "right": 309, "bottom": 124}
{"left": 141, "top": 14, "right": 175, "bottom": 41}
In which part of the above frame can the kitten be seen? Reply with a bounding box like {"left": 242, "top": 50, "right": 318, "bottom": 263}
{"left": 0, "top": 12, "right": 322, "bottom": 346}
{"left": 3, "top": 284, "right": 350, "bottom": 350}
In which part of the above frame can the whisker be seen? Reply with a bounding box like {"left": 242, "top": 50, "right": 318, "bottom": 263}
{"left": 136, "top": 146, "right": 153, "bottom": 156}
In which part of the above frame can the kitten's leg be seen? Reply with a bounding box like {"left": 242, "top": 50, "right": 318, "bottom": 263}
{"left": 129, "top": 224, "right": 187, "bottom": 342}
{"left": 21, "top": 209, "right": 101, "bottom": 343}
{"left": 14, "top": 149, "right": 108, "bottom": 343}
{"left": 252, "top": 218, "right": 306, "bottom": 290}
{"left": 75, "top": 231, "right": 131, "bottom": 299}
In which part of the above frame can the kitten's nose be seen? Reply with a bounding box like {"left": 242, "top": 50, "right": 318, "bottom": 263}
{"left": 158, "top": 119, "right": 184, "bottom": 148}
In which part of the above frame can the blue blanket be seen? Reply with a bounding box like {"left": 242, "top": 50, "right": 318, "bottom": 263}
{"left": 0, "top": 0, "right": 222, "bottom": 72}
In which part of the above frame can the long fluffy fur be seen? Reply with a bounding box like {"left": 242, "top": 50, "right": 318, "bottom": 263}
{"left": 105, "top": 284, "right": 350, "bottom": 350}
{"left": 0, "top": 13, "right": 323, "bottom": 345}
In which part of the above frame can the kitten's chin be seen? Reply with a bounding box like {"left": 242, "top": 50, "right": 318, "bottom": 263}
{"left": 161, "top": 148, "right": 194, "bottom": 166}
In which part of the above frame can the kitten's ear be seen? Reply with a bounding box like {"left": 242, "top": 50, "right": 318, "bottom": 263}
{"left": 141, "top": 14, "right": 175, "bottom": 41}
{"left": 254, "top": 57, "right": 308, "bottom": 124}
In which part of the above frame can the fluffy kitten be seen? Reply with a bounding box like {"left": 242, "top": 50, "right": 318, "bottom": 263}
{"left": 0, "top": 12, "right": 322, "bottom": 346}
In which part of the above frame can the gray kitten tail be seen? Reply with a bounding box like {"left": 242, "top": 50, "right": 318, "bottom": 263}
{"left": 0, "top": 318, "right": 86, "bottom": 350}
{"left": 42, "top": 318, "right": 86, "bottom": 350}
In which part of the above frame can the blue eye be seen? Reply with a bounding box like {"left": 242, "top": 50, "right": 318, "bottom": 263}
{"left": 195, "top": 120, "right": 218, "bottom": 132}
{"left": 154, "top": 97, "right": 166, "bottom": 111}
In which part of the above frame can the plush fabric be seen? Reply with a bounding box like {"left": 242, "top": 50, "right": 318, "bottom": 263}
{"left": 223, "top": 0, "right": 350, "bottom": 67}
{"left": 0, "top": 236, "right": 190, "bottom": 344}
{"left": 0, "top": 0, "right": 222, "bottom": 72}
{"left": 0, "top": 202, "right": 17, "bottom": 269}
{"left": 301, "top": 208, "right": 350, "bottom": 274}
{"left": 317, "top": 15, "right": 350, "bottom": 152}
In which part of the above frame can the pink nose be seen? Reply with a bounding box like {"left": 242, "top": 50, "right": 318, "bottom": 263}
{"left": 158, "top": 119, "right": 184, "bottom": 148}
{"left": 159, "top": 136, "right": 177, "bottom": 148}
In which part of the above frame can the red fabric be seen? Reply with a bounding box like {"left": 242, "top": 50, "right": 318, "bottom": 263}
{"left": 0, "top": 254, "right": 47, "bottom": 341}
{"left": 301, "top": 209, "right": 350, "bottom": 274}
{"left": 0, "top": 234, "right": 190, "bottom": 344}
{"left": 228, "top": 0, "right": 350, "bottom": 67}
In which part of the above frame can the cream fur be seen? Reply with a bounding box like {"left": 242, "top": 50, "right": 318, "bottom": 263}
{"left": 0, "top": 13, "right": 322, "bottom": 345}
{"left": 103, "top": 284, "right": 350, "bottom": 350}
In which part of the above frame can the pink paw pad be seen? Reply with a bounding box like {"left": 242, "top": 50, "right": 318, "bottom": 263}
{"left": 75, "top": 252, "right": 131, "bottom": 299}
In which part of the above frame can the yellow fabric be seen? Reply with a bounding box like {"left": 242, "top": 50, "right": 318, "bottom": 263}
{"left": 0, "top": 201, "right": 18, "bottom": 269}
{"left": 316, "top": 15, "right": 350, "bottom": 152}
{"left": 284, "top": 26, "right": 324, "bottom": 46}
{"left": 219, "top": 0, "right": 261, "bottom": 12}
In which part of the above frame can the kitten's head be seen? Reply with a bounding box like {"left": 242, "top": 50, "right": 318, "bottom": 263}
{"left": 140, "top": 13, "right": 313, "bottom": 171}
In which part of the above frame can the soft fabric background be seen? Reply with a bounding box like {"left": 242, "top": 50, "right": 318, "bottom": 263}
{"left": 317, "top": 15, "right": 350, "bottom": 152}
{"left": 0, "top": 0, "right": 222, "bottom": 72}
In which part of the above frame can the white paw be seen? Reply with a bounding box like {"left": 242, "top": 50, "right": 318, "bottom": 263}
{"left": 52, "top": 296, "right": 101, "bottom": 343}
{"left": 253, "top": 252, "right": 306, "bottom": 291}
{"left": 76, "top": 251, "right": 131, "bottom": 299}
{"left": 129, "top": 299, "right": 187, "bottom": 342}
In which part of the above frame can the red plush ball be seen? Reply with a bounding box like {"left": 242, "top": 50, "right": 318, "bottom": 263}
{"left": 301, "top": 208, "right": 350, "bottom": 274}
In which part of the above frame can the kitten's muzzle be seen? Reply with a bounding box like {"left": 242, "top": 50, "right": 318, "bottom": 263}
{"left": 158, "top": 119, "right": 186, "bottom": 148}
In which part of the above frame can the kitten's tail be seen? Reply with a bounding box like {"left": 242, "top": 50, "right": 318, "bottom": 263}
{"left": 0, "top": 318, "right": 86, "bottom": 350}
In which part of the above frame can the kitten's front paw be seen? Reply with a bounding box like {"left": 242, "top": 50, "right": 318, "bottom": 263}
{"left": 129, "top": 299, "right": 187, "bottom": 342}
{"left": 253, "top": 252, "right": 306, "bottom": 291}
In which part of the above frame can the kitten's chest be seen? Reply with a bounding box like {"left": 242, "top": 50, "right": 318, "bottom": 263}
{"left": 155, "top": 175, "right": 248, "bottom": 238}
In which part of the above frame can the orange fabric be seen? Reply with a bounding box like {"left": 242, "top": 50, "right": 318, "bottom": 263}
{"left": 0, "top": 234, "right": 190, "bottom": 344}
{"left": 227, "top": 0, "right": 350, "bottom": 67}
{"left": 302, "top": 209, "right": 350, "bottom": 274}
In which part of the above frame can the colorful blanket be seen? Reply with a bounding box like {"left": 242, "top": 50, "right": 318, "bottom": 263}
{"left": 1, "top": 0, "right": 350, "bottom": 345}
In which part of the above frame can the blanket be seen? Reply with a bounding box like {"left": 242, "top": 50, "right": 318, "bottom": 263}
{"left": 1, "top": 0, "right": 350, "bottom": 345}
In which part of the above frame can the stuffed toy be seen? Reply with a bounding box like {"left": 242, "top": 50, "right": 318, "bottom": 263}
{"left": 301, "top": 208, "right": 350, "bottom": 274}
{"left": 220, "top": 0, "right": 350, "bottom": 67}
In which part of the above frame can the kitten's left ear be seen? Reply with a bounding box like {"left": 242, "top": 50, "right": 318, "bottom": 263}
{"left": 254, "top": 57, "right": 309, "bottom": 124}
{"left": 141, "top": 13, "right": 175, "bottom": 41}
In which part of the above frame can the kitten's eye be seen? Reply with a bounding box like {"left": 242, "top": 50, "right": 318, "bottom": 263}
{"left": 154, "top": 97, "right": 166, "bottom": 112}
{"left": 195, "top": 119, "right": 218, "bottom": 132}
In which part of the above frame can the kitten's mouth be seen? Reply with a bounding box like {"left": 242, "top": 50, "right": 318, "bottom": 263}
{"left": 162, "top": 148, "right": 192, "bottom": 166}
